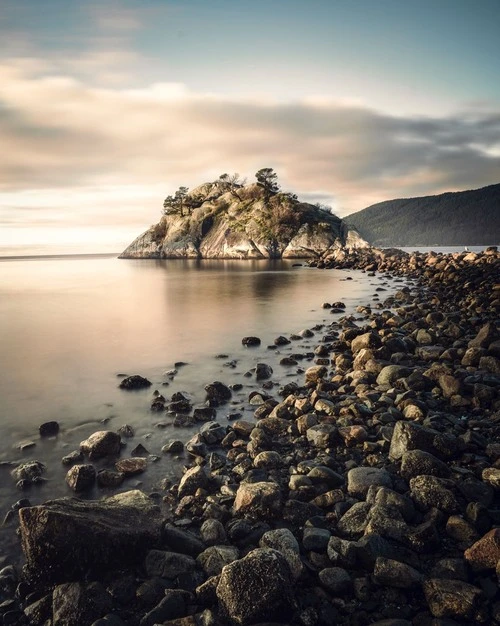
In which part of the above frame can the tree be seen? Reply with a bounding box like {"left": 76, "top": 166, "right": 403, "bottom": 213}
{"left": 162, "top": 186, "right": 190, "bottom": 216}
{"left": 255, "top": 168, "right": 280, "bottom": 196}
{"left": 217, "top": 173, "right": 245, "bottom": 201}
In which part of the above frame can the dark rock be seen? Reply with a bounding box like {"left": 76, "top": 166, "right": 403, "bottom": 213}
{"left": 66, "top": 464, "right": 96, "bottom": 492}
{"left": 216, "top": 548, "right": 294, "bottom": 625}
{"left": 19, "top": 490, "right": 162, "bottom": 584}
{"left": 423, "top": 578, "right": 486, "bottom": 621}
{"left": 163, "top": 525, "right": 205, "bottom": 557}
{"left": 318, "top": 567, "right": 352, "bottom": 594}
{"left": 62, "top": 450, "right": 83, "bottom": 465}
{"left": 193, "top": 407, "right": 217, "bottom": 422}
{"left": 11, "top": 461, "right": 46, "bottom": 482}
{"left": 400, "top": 450, "right": 450, "bottom": 481}
{"left": 255, "top": 363, "right": 273, "bottom": 380}
{"left": 139, "top": 589, "right": 188, "bottom": 626}
{"left": 178, "top": 466, "right": 211, "bottom": 498}
{"left": 162, "top": 440, "right": 184, "bottom": 454}
{"left": 204, "top": 381, "right": 232, "bottom": 405}
{"left": 97, "top": 469, "right": 125, "bottom": 489}
{"left": 39, "top": 421, "right": 59, "bottom": 437}
{"left": 144, "top": 550, "right": 196, "bottom": 579}
{"left": 119, "top": 375, "right": 152, "bottom": 390}
{"left": 197, "top": 545, "right": 239, "bottom": 576}
{"left": 242, "top": 336, "right": 261, "bottom": 347}
{"left": 259, "top": 528, "right": 303, "bottom": 580}
{"left": 373, "top": 557, "right": 422, "bottom": 588}
{"left": 52, "top": 582, "right": 112, "bottom": 626}
{"left": 464, "top": 528, "right": 500, "bottom": 571}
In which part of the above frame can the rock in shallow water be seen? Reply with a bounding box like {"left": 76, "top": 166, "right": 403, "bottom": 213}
{"left": 19, "top": 490, "right": 162, "bottom": 584}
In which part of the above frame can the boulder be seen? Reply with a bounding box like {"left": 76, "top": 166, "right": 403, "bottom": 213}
{"left": 423, "top": 578, "right": 486, "bottom": 621}
{"left": 347, "top": 467, "right": 392, "bottom": 498}
{"left": 233, "top": 481, "right": 282, "bottom": 520}
{"left": 204, "top": 381, "right": 232, "bottom": 405}
{"left": 464, "top": 528, "right": 500, "bottom": 571}
{"left": 259, "top": 528, "right": 303, "bottom": 580}
{"left": 80, "top": 431, "right": 121, "bottom": 460}
{"left": 216, "top": 548, "right": 294, "bottom": 625}
{"left": 119, "top": 375, "right": 152, "bottom": 390}
{"left": 65, "top": 464, "right": 96, "bottom": 492}
{"left": 19, "top": 490, "right": 162, "bottom": 584}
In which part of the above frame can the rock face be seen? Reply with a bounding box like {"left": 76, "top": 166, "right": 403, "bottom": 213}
{"left": 119, "top": 181, "right": 367, "bottom": 259}
{"left": 19, "top": 490, "right": 162, "bottom": 584}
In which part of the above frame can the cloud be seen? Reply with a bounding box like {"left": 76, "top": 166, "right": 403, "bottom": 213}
{"left": 0, "top": 59, "right": 499, "bottom": 227}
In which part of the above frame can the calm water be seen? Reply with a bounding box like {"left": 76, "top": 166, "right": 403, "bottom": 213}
{"left": 0, "top": 255, "right": 408, "bottom": 553}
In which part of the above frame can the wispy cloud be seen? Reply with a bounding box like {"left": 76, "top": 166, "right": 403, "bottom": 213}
{"left": 0, "top": 59, "right": 499, "bottom": 228}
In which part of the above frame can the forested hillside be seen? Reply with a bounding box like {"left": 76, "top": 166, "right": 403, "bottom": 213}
{"left": 345, "top": 184, "right": 500, "bottom": 246}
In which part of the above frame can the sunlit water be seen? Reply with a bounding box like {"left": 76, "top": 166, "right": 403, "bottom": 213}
{"left": 0, "top": 254, "right": 411, "bottom": 559}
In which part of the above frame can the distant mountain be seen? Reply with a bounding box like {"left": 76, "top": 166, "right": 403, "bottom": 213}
{"left": 344, "top": 184, "right": 500, "bottom": 246}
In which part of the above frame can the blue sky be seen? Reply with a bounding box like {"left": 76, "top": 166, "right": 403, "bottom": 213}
{"left": 1, "top": 0, "right": 499, "bottom": 253}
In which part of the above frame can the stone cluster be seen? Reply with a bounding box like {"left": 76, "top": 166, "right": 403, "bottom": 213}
{"left": 2, "top": 246, "right": 499, "bottom": 625}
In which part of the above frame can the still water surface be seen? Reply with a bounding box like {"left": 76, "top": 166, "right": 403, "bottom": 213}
{"left": 0, "top": 255, "right": 405, "bottom": 536}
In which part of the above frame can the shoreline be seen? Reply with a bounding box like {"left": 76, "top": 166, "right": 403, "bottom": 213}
{"left": 2, "top": 247, "right": 500, "bottom": 625}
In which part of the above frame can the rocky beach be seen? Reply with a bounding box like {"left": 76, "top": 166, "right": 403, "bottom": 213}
{"left": 1, "top": 246, "right": 499, "bottom": 626}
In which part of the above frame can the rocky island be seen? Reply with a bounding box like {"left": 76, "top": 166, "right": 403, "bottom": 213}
{"left": 120, "top": 170, "right": 368, "bottom": 260}
{"left": 2, "top": 239, "right": 500, "bottom": 623}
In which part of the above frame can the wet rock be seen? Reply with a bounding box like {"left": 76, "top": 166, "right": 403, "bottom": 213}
{"left": 423, "top": 578, "right": 487, "bottom": 621}
{"left": 62, "top": 450, "right": 83, "bottom": 465}
{"left": 193, "top": 407, "right": 217, "bottom": 422}
{"left": 242, "top": 336, "right": 261, "bottom": 347}
{"left": 162, "top": 440, "right": 184, "bottom": 454}
{"left": 119, "top": 375, "right": 152, "bottom": 390}
{"left": 96, "top": 469, "right": 124, "bottom": 488}
{"left": 115, "top": 457, "right": 147, "bottom": 476}
{"left": 80, "top": 431, "right": 121, "bottom": 460}
{"left": 204, "top": 381, "right": 232, "bottom": 405}
{"left": 255, "top": 363, "right": 273, "bottom": 380}
{"left": 66, "top": 464, "right": 96, "bottom": 492}
{"left": 19, "top": 490, "right": 162, "bottom": 584}
{"left": 39, "top": 420, "right": 59, "bottom": 437}
{"left": 216, "top": 548, "right": 294, "bottom": 625}
{"left": 233, "top": 481, "right": 282, "bottom": 520}
{"left": 118, "top": 424, "right": 135, "bottom": 438}
{"left": 11, "top": 461, "right": 46, "bottom": 482}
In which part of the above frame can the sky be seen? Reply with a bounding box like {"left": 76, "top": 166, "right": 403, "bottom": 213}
{"left": 1, "top": 0, "right": 500, "bottom": 254}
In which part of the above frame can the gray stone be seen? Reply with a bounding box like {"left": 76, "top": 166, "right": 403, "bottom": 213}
{"left": 347, "top": 467, "right": 392, "bottom": 498}
{"left": 216, "top": 548, "right": 294, "bottom": 625}
{"left": 318, "top": 567, "right": 351, "bottom": 594}
{"left": 303, "top": 527, "right": 331, "bottom": 551}
{"left": 306, "top": 424, "right": 338, "bottom": 448}
{"left": 410, "top": 475, "right": 458, "bottom": 513}
{"left": 197, "top": 545, "right": 239, "bottom": 576}
{"left": 260, "top": 528, "right": 303, "bottom": 580}
{"left": 400, "top": 450, "right": 450, "bottom": 481}
{"left": 178, "top": 465, "right": 211, "bottom": 498}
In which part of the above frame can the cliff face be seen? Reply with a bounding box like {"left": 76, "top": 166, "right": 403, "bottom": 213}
{"left": 120, "top": 183, "right": 368, "bottom": 259}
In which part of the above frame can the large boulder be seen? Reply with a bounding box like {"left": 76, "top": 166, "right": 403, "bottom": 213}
{"left": 19, "top": 490, "right": 162, "bottom": 584}
{"left": 216, "top": 548, "right": 294, "bottom": 625}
